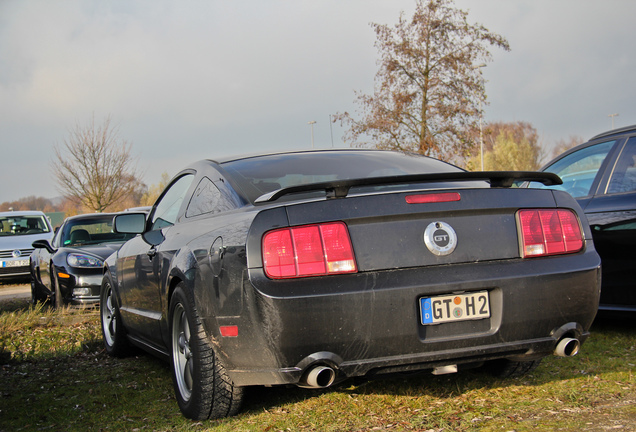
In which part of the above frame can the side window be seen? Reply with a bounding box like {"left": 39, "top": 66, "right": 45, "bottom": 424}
{"left": 51, "top": 226, "right": 63, "bottom": 248}
{"left": 607, "top": 137, "right": 636, "bottom": 194}
{"left": 539, "top": 140, "right": 615, "bottom": 198}
{"left": 186, "top": 176, "right": 242, "bottom": 217}
{"left": 186, "top": 177, "right": 222, "bottom": 217}
{"left": 151, "top": 174, "right": 194, "bottom": 230}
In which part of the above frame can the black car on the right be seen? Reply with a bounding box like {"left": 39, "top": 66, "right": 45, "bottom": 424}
{"left": 529, "top": 124, "right": 636, "bottom": 315}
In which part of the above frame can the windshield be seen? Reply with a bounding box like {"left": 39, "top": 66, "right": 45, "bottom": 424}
{"left": 222, "top": 151, "right": 467, "bottom": 203}
{"left": 0, "top": 215, "right": 51, "bottom": 237}
{"left": 60, "top": 215, "right": 137, "bottom": 247}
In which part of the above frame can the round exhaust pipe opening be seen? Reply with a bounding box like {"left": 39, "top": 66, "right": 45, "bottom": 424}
{"left": 305, "top": 365, "right": 336, "bottom": 388}
{"left": 555, "top": 337, "right": 580, "bottom": 357}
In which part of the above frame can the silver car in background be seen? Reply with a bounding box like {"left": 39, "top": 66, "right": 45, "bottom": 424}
{"left": 0, "top": 211, "right": 53, "bottom": 279}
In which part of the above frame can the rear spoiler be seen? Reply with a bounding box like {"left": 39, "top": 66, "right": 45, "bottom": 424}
{"left": 254, "top": 171, "right": 562, "bottom": 203}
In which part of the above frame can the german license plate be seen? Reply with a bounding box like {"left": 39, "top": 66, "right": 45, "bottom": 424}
{"left": 0, "top": 259, "right": 29, "bottom": 268}
{"left": 420, "top": 291, "right": 490, "bottom": 325}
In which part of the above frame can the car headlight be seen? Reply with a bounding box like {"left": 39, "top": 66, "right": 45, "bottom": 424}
{"left": 67, "top": 253, "right": 103, "bottom": 268}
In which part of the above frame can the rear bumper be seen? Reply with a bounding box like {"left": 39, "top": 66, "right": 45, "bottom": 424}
{"left": 227, "top": 331, "right": 588, "bottom": 387}
{"left": 209, "top": 250, "right": 601, "bottom": 387}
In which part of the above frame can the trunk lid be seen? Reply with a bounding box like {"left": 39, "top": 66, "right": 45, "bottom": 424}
{"left": 284, "top": 187, "right": 558, "bottom": 271}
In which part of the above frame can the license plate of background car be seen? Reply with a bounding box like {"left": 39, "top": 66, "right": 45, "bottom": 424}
{"left": 420, "top": 291, "right": 490, "bottom": 325}
{"left": 0, "top": 259, "right": 29, "bottom": 268}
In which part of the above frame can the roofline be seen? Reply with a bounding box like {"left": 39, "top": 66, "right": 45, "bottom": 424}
{"left": 207, "top": 148, "right": 414, "bottom": 165}
{"left": 64, "top": 212, "right": 121, "bottom": 220}
{"left": 0, "top": 210, "right": 47, "bottom": 216}
{"left": 590, "top": 124, "right": 636, "bottom": 140}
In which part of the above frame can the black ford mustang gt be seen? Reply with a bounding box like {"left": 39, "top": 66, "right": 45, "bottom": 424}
{"left": 100, "top": 149, "right": 601, "bottom": 420}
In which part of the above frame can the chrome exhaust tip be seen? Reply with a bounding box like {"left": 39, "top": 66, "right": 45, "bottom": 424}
{"left": 554, "top": 337, "right": 580, "bottom": 357}
{"left": 303, "top": 365, "right": 336, "bottom": 388}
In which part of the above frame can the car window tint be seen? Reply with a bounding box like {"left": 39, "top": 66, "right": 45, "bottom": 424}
{"left": 61, "top": 215, "right": 136, "bottom": 246}
{"left": 151, "top": 174, "right": 194, "bottom": 230}
{"left": 222, "top": 151, "right": 463, "bottom": 203}
{"left": 0, "top": 215, "right": 50, "bottom": 236}
{"left": 606, "top": 137, "right": 636, "bottom": 194}
{"left": 186, "top": 176, "right": 241, "bottom": 217}
{"left": 535, "top": 140, "right": 615, "bottom": 198}
{"left": 51, "top": 226, "right": 62, "bottom": 247}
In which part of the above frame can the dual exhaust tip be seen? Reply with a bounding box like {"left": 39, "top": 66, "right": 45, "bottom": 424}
{"left": 300, "top": 337, "right": 580, "bottom": 388}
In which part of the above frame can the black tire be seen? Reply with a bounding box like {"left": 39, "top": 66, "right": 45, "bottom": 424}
{"left": 30, "top": 278, "right": 47, "bottom": 305}
{"left": 169, "top": 283, "right": 244, "bottom": 420}
{"left": 100, "top": 275, "right": 131, "bottom": 357}
{"left": 484, "top": 358, "right": 542, "bottom": 378}
{"left": 52, "top": 270, "right": 63, "bottom": 309}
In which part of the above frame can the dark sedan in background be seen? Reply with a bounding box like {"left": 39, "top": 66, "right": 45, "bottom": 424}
{"left": 529, "top": 124, "right": 636, "bottom": 315}
{"left": 101, "top": 149, "right": 600, "bottom": 420}
{"left": 30, "top": 213, "right": 137, "bottom": 307}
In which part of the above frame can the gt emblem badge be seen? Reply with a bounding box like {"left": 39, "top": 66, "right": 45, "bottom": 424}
{"left": 424, "top": 221, "right": 457, "bottom": 256}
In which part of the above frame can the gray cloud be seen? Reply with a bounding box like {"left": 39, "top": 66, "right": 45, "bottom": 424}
{"left": 2, "top": 0, "right": 635, "bottom": 202}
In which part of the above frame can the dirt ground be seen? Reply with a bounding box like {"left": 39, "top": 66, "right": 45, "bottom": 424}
{"left": 0, "top": 280, "right": 30, "bottom": 301}
{"left": 0, "top": 280, "right": 29, "bottom": 290}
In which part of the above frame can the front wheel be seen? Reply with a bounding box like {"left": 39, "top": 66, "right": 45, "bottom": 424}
{"left": 100, "top": 276, "right": 131, "bottom": 357}
{"left": 169, "top": 283, "right": 243, "bottom": 420}
{"left": 31, "top": 278, "right": 47, "bottom": 305}
{"left": 52, "top": 270, "right": 64, "bottom": 309}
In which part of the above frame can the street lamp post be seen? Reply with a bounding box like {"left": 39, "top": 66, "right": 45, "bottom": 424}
{"left": 475, "top": 64, "right": 487, "bottom": 171}
{"left": 308, "top": 121, "right": 316, "bottom": 149}
{"left": 479, "top": 98, "right": 484, "bottom": 171}
{"left": 608, "top": 113, "right": 619, "bottom": 130}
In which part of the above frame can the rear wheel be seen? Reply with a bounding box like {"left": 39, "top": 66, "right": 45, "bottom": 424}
{"left": 169, "top": 283, "right": 243, "bottom": 420}
{"left": 100, "top": 276, "right": 131, "bottom": 357}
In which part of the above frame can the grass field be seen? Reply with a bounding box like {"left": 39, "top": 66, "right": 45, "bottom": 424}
{"left": 0, "top": 295, "right": 634, "bottom": 431}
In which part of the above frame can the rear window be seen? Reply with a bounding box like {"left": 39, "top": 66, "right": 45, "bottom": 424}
{"left": 221, "top": 151, "right": 465, "bottom": 203}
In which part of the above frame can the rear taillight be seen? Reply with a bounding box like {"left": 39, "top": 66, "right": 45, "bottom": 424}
{"left": 262, "top": 222, "right": 357, "bottom": 279}
{"left": 518, "top": 209, "right": 584, "bottom": 258}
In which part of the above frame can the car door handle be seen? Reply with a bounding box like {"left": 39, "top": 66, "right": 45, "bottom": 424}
{"left": 147, "top": 247, "right": 157, "bottom": 259}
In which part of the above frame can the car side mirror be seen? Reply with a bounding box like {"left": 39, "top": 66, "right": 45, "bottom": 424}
{"left": 142, "top": 229, "right": 165, "bottom": 247}
{"left": 113, "top": 213, "right": 147, "bottom": 234}
{"left": 32, "top": 239, "right": 56, "bottom": 254}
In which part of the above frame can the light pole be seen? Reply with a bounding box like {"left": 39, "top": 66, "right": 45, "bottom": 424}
{"left": 329, "top": 115, "right": 334, "bottom": 148}
{"left": 474, "top": 63, "right": 487, "bottom": 171}
{"left": 308, "top": 121, "right": 316, "bottom": 148}
{"left": 608, "top": 113, "right": 619, "bottom": 129}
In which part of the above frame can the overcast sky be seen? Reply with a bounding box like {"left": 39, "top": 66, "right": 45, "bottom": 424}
{"left": 2, "top": 0, "right": 636, "bottom": 202}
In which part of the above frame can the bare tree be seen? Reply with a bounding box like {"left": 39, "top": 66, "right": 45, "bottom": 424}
{"left": 335, "top": 0, "right": 509, "bottom": 163}
{"left": 52, "top": 114, "right": 142, "bottom": 213}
